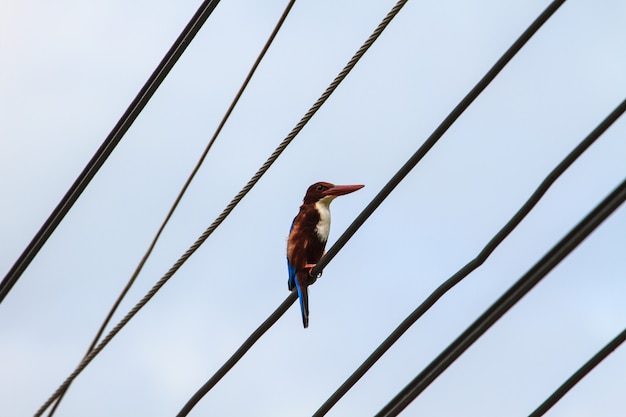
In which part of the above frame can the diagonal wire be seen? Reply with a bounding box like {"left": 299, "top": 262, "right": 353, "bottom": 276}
{"left": 45, "top": 2, "right": 297, "bottom": 416}
{"left": 529, "top": 327, "right": 626, "bottom": 417}
{"left": 313, "top": 96, "right": 626, "bottom": 416}
{"left": 175, "top": 0, "right": 424, "bottom": 414}
{"left": 176, "top": 2, "right": 570, "bottom": 414}
{"left": 0, "top": 0, "right": 223, "bottom": 305}
{"left": 176, "top": 292, "right": 298, "bottom": 417}
{"left": 176, "top": 94, "right": 625, "bottom": 417}
{"left": 310, "top": 0, "right": 566, "bottom": 278}
{"left": 34, "top": 0, "right": 407, "bottom": 415}
{"left": 375, "top": 178, "right": 626, "bottom": 417}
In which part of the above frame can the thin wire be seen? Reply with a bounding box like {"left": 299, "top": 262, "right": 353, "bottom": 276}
{"left": 34, "top": 0, "right": 406, "bottom": 414}
{"left": 375, "top": 178, "right": 626, "bottom": 417}
{"left": 313, "top": 96, "right": 626, "bottom": 416}
{"left": 45, "top": 2, "right": 297, "bottom": 416}
{"left": 176, "top": 1, "right": 569, "bottom": 414}
{"left": 174, "top": 1, "right": 418, "bottom": 414}
{"left": 0, "top": 0, "right": 223, "bottom": 305}
{"left": 176, "top": 293, "right": 298, "bottom": 417}
{"left": 529, "top": 327, "right": 626, "bottom": 417}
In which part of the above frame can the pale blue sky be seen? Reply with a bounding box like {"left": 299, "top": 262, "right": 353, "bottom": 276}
{"left": 1, "top": 0, "right": 625, "bottom": 416}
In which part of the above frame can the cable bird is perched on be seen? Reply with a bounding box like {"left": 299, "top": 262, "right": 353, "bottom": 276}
{"left": 287, "top": 182, "right": 364, "bottom": 328}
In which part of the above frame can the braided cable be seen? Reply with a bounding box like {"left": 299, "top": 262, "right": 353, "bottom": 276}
{"left": 34, "top": 1, "right": 408, "bottom": 415}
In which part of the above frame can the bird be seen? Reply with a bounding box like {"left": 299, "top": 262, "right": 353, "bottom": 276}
{"left": 287, "top": 181, "right": 364, "bottom": 328}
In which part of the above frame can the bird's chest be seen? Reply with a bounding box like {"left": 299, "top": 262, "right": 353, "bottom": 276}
{"left": 314, "top": 202, "right": 331, "bottom": 242}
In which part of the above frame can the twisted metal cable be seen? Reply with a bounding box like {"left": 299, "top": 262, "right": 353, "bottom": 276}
{"left": 34, "top": 1, "right": 408, "bottom": 415}
{"left": 45, "top": 2, "right": 297, "bottom": 416}
{"left": 310, "top": 0, "right": 567, "bottom": 278}
{"left": 176, "top": 1, "right": 575, "bottom": 414}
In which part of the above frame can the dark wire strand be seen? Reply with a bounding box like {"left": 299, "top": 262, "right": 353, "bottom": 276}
{"left": 313, "top": 96, "right": 626, "bottom": 416}
{"left": 34, "top": 0, "right": 407, "bottom": 415}
{"left": 174, "top": 1, "right": 417, "bottom": 415}
{"left": 176, "top": 293, "right": 298, "bottom": 417}
{"left": 45, "top": 2, "right": 297, "bottom": 416}
{"left": 310, "top": 0, "right": 566, "bottom": 278}
{"left": 0, "top": 0, "right": 223, "bottom": 305}
{"left": 375, "top": 178, "right": 626, "bottom": 417}
{"left": 529, "top": 327, "right": 626, "bottom": 417}
{"left": 175, "top": 1, "right": 569, "bottom": 414}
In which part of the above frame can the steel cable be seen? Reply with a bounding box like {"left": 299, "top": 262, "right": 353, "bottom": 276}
{"left": 310, "top": 0, "right": 567, "bottom": 278}
{"left": 176, "top": 2, "right": 571, "bottom": 414}
{"left": 33, "top": 0, "right": 408, "bottom": 415}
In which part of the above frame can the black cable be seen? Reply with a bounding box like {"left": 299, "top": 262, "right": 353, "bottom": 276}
{"left": 310, "top": 0, "right": 567, "bottom": 278}
{"left": 175, "top": 1, "right": 412, "bottom": 414}
{"left": 0, "top": 0, "right": 222, "bottom": 304}
{"left": 313, "top": 96, "right": 626, "bottom": 416}
{"left": 176, "top": 1, "right": 568, "bottom": 414}
{"left": 375, "top": 178, "right": 626, "bottom": 417}
{"left": 45, "top": 3, "right": 297, "bottom": 416}
{"left": 35, "top": 1, "right": 408, "bottom": 414}
{"left": 176, "top": 293, "right": 298, "bottom": 417}
{"left": 529, "top": 327, "right": 626, "bottom": 417}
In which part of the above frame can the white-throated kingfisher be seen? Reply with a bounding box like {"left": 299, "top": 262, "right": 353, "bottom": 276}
{"left": 287, "top": 182, "right": 364, "bottom": 328}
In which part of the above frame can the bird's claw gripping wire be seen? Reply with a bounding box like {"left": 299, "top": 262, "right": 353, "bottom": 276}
{"left": 305, "top": 263, "right": 322, "bottom": 285}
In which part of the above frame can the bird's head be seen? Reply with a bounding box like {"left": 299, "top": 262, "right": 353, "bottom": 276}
{"left": 302, "top": 182, "right": 364, "bottom": 205}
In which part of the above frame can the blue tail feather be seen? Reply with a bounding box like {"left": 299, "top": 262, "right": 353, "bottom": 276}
{"left": 293, "top": 276, "right": 309, "bottom": 328}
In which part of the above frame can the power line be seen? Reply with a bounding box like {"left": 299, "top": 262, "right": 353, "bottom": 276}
{"left": 313, "top": 96, "right": 626, "bottom": 416}
{"left": 375, "top": 177, "right": 626, "bottom": 417}
{"left": 33, "top": 0, "right": 406, "bottom": 414}
{"left": 176, "top": 293, "right": 298, "bottom": 417}
{"left": 529, "top": 327, "right": 626, "bottom": 417}
{"left": 45, "top": 2, "right": 297, "bottom": 416}
{"left": 0, "top": 0, "right": 223, "bottom": 305}
{"left": 175, "top": 1, "right": 569, "bottom": 414}
{"left": 310, "top": 0, "right": 567, "bottom": 278}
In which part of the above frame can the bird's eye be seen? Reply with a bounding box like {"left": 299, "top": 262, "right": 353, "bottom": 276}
{"left": 316, "top": 185, "right": 324, "bottom": 191}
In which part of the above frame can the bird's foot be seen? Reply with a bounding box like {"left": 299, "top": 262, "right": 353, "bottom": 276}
{"left": 305, "top": 264, "right": 322, "bottom": 285}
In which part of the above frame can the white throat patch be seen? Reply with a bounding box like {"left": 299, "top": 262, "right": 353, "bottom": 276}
{"left": 314, "top": 197, "right": 334, "bottom": 242}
